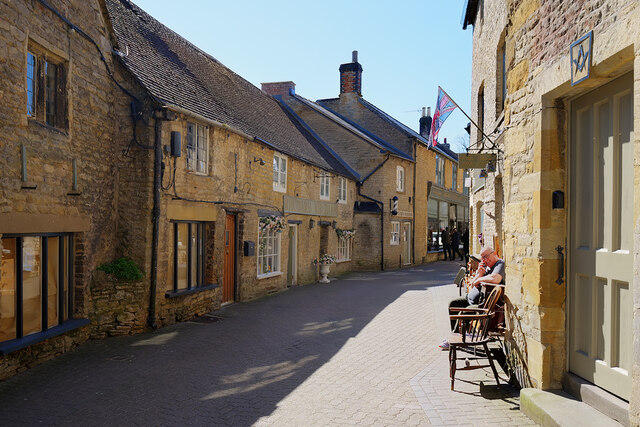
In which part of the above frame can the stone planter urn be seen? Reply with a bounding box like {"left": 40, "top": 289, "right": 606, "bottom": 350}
{"left": 319, "top": 264, "right": 331, "bottom": 283}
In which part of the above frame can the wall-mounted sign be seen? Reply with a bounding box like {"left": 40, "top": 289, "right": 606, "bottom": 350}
{"left": 570, "top": 31, "right": 593, "bottom": 86}
{"left": 458, "top": 153, "right": 497, "bottom": 170}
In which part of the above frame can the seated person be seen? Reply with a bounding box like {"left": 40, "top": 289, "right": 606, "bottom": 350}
{"left": 439, "top": 246, "right": 505, "bottom": 349}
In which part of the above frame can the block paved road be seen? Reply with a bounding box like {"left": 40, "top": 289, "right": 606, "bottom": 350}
{"left": 0, "top": 262, "right": 535, "bottom": 426}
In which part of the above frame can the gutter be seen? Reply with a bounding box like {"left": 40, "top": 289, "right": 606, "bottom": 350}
{"left": 358, "top": 154, "right": 391, "bottom": 271}
{"left": 162, "top": 103, "right": 255, "bottom": 142}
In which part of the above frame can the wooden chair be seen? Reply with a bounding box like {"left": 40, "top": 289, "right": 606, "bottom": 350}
{"left": 453, "top": 267, "right": 466, "bottom": 296}
{"left": 447, "top": 286, "right": 503, "bottom": 390}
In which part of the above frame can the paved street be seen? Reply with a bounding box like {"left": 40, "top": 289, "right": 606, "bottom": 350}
{"left": 0, "top": 262, "right": 534, "bottom": 426}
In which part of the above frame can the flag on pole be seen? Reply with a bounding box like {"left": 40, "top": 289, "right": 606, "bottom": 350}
{"left": 429, "top": 86, "right": 457, "bottom": 146}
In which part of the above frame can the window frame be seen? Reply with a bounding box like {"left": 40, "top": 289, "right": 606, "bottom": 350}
{"left": 25, "top": 45, "right": 67, "bottom": 129}
{"left": 0, "top": 233, "right": 75, "bottom": 346}
{"left": 451, "top": 163, "right": 458, "bottom": 191}
{"left": 257, "top": 222, "right": 282, "bottom": 278}
{"left": 396, "top": 166, "right": 405, "bottom": 192}
{"left": 319, "top": 174, "right": 330, "bottom": 201}
{"left": 338, "top": 177, "right": 347, "bottom": 204}
{"left": 337, "top": 236, "right": 351, "bottom": 262}
{"left": 435, "top": 155, "right": 445, "bottom": 186}
{"left": 186, "top": 122, "right": 209, "bottom": 175}
{"left": 171, "top": 221, "right": 206, "bottom": 292}
{"left": 390, "top": 221, "right": 400, "bottom": 245}
{"left": 273, "top": 154, "right": 287, "bottom": 193}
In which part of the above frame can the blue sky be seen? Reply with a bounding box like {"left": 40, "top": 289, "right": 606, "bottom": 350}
{"left": 132, "top": 0, "right": 472, "bottom": 153}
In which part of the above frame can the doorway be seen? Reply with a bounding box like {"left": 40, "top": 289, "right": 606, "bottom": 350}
{"left": 287, "top": 225, "right": 297, "bottom": 286}
{"left": 568, "top": 72, "right": 633, "bottom": 400}
{"left": 403, "top": 222, "right": 411, "bottom": 265}
{"left": 222, "top": 214, "right": 236, "bottom": 304}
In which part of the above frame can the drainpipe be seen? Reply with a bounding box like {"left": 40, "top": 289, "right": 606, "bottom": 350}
{"left": 148, "top": 109, "right": 164, "bottom": 329}
{"left": 359, "top": 154, "right": 391, "bottom": 271}
{"left": 412, "top": 139, "right": 417, "bottom": 264}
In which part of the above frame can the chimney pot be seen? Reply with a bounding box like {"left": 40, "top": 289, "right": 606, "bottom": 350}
{"left": 427, "top": 107, "right": 431, "bottom": 117}
{"left": 352, "top": 50, "right": 358, "bottom": 63}
{"left": 421, "top": 107, "right": 426, "bottom": 117}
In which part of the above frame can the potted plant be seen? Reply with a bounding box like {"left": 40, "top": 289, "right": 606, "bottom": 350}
{"left": 312, "top": 253, "right": 336, "bottom": 283}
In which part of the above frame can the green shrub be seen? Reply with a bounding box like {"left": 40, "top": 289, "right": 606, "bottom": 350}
{"left": 97, "top": 257, "right": 144, "bottom": 282}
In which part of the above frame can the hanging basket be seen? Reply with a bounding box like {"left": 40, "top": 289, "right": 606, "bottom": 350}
{"left": 259, "top": 215, "right": 287, "bottom": 233}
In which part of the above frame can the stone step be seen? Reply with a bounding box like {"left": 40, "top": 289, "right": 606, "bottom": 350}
{"left": 520, "top": 388, "right": 623, "bottom": 427}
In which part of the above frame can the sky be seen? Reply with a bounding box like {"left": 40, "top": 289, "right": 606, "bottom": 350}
{"left": 132, "top": 0, "right": 473, "bottom": 153}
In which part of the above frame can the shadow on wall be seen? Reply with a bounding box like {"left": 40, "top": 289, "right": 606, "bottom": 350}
{"left": 504, "top": 296, "right": 534, "bottom": 388}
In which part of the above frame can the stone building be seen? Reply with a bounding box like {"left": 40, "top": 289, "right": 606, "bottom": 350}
{"left": 317, "top": 55, "right": 468, "bottom": 264}
{"left": 463, "top": 0, "right": 640, "bottom": 423}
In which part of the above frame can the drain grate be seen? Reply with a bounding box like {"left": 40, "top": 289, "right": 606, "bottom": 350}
{"left": 190, "top": 314, "right": 224, "bottom": 324}
{"left": 107, "top": 354, "right": 134, "bottom": 362}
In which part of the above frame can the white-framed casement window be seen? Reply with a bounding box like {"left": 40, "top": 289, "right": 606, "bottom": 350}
{"left": 451, "top": 164, "right": 458, "bottom": 191}
{"left": 320, "top": 174, "right": 330, "bottom": 200}
{"left": 436, "top": 154, "right": 445, "bottom": 186}
{"left": 257, "top": 223, "right": 281, "bottom": 277}
{"left": 273, "top": 154, "right": 287, "bottom": 192}
{"left": 390, "top": 221, "right": 400, "bottom": 245}
{"left": 186, "top": 122, "right": 208, "bottom": 174}
{"left": 338, "top": 177, "right": 347, "bottom": 204}
{"left": 337, "top": 236, "right": 351, "bottom": 261}
{"left": 396, "top": 166, "right": 405, "bottom": 192}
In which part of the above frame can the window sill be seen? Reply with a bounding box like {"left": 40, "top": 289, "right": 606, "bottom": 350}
{"left": 165, "top": 283, "right": 219, "bottom": 298}
{"left": 336, "top": 259, "right": 351, "bottom": 263}
{"left": 273, "top": 186, "right": 286, "bottom": 193}
{"left": 257, "top": 271, "right": 283, "bottom": 280}
{"left": 0, "top": 318, "right": 90, "bottom": 355}
{"left": 28, "top": 118, "right": 69, "bottom": 136}
{"left": 187, "top": 170, "right": 209, "bottom": 177}
{"left": 390, "top": 241, "right": 400, "bottom": 246}
{"left": 319, "top": 196, "right": 330, "bottom": 201}
{"left": 338, "top": 199, "right": 347, "bottom": 204}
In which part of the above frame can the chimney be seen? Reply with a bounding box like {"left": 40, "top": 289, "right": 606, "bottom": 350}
{"left": 419, "top": 106, "right": 432, "bottom": 138}
{"left": 261, "top": 81, "right": 295, "bottom": 97}
{"left": 339, "top": 50, "right": 363, "bottom": 95}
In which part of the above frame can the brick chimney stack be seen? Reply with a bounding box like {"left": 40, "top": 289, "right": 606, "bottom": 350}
{"left": 419, "top": 106, "right": 432, "bottom": 138}
{"left": 261, "top": 81, "right": 295, "bottom": 97}
{"left": 339, "top": 50, "right": 363, "bottom": 95}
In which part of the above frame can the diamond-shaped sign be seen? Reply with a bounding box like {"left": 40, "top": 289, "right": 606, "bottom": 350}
{"left": 570, "top": 31, "right": 593, "bottom": 86}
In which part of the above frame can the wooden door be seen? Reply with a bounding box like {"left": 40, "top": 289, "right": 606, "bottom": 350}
{"left": 287, "top": 225, "right": 297, "bottom": 285}
{"left": 569, "top": 73, "right": 633, "bottom": 400}
{"left": 223, "top": 214, "right": 235, "bottom": 303}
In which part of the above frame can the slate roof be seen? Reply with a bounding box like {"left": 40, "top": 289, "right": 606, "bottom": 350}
{"left": 318, "top": 97, "right": 458, "bottom": 162}
{"left": 104, "top": 0, "right": 354, "bottom": 178}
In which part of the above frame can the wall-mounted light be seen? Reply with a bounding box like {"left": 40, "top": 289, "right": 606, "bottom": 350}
{"left": 309, "top": 219, "right": 315, "bottom": 229}
{"left": 332, "top": 221, "right": 337, "bottom": 229}
{"left": 253, "top": 157, "right": 266, "bottom": 166}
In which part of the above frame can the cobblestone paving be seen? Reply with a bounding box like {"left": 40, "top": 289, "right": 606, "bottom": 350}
{"left": 0, "top": 262, "right": 535, "bottom": 426}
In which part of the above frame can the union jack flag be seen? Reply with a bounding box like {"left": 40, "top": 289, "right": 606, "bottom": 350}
{"left": 430, "top": 86, "right": 457, "bottom": 146}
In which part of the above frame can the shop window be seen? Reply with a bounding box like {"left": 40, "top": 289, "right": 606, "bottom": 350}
{"left": 0, "top": 234, "right": 75, "bottom": 346}
{"left": 390, "top": 221, "right": 400, "bottom": 245}
{"left": 171, "top": 222, "right": 206, "bottom": 291}
{"left": 26, "top": 46, "right": 67, "bottom": 129}
{"left": 427, "top": 198, "right": 439, "bottom": 251}
{"left": 186, "top": 122, "right": 208, "bottom": 174}
{"left": 273, "top": 154, "right": 287, "bottom": 192}
{"left": 258, "top": 223, "right": 281, "bottom": 277}
{"left": 337, "top": 236, "right": 351, "bottom": 261}
{"left": 338, "top": 177, "right": 347, "bottom": 204}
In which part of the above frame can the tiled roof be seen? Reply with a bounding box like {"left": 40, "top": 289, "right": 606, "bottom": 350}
{"left": 105, "top": 0, "right": 352, "bottom": 176}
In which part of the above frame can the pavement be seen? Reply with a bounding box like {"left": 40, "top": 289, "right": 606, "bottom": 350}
{"left": 0, "top": 261, "right": 536, "bottom": 426}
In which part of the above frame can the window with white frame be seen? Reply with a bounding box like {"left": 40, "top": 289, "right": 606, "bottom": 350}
{"left": 435, "top": 154, "right": 445, "bottom": 186}
{"left": 338, "top": 177, "right": 347, "bottom": 203}
{"left": 396, "top": 166, "right": 405, "bottom": 192}
{"left": 337, "top": 236, "right": 351, "bottom": 261}
{"left": 257, "top": 223, "right": 281, "bottom": 276}
{"left": 390, "top": 221, "right": 400, "bottom": 245}
{"left": 451, "top": 163, "right": 458, "bottom": 191}
{"left": 320, "top": 174, "right": 330, "bottom": 200}
{"left": 273, "top": 154, "right": 287, "bottom": 192}
{"left": 186, "top": 122, "right": 208, "bottom": 174}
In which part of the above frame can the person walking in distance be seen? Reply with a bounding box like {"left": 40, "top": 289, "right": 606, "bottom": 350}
{"left": 441, "top": 227, "right": 451, "bottom": 261}
{"left": 451, "top": 228, "right": 464, "bottom": 261}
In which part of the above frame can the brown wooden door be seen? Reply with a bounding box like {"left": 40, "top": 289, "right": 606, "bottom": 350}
{"left": 223, "top": 214, "right": 235, "bottom": 303}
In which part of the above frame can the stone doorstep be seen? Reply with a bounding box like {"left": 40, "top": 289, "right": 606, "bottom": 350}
{"left": 562, "top": 372, "right": 630, "bottom": 427}
{"left": 520, "top": 388, "right": 623, "bottom": 427}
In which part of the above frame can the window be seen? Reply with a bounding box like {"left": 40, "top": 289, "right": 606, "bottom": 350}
{"left": 171, "top": 222, "right": 205, "bottom": 291}
{"left": 463, "top": 170, "right": 470, "bottom": 196}
{"left": 427, "top": 199, "right": 439, "bottom": 251}
{"left": 338, "top": 177, "right": 347, "bottom": 203}
{"left": 272, "top": 154, "right": 287, "bottom": 192}
{"left": 337, "top": 236, "right": 351, "bottom": 261}
{"left": 435, "top": 155, "right": 445, "bottom": 186}
{"left": 320, "top": 174, "right": 330, "bottom": 200}
{"left": 451, "top": 163, "right": 458, "bottom": 191}
{"left": 258, "top": 224, "right": 281, "bottom": 276}
{"left": 390, "top": 221, "right": 400, "bottom": 245}
{"left": 497, "top": 37, "right": 507, "bottom": 117}
{"left": 477, "top": 84, "right": 485, "bottom": 145}
{"left": 396, "top": 166, "right": 405, "bottom": 192}
{"left": 1, "top": 234, "right": 74, "bottom": 344}
{"left": 187, "top": 122, "right": 208, "bottom": 174}
{"left": 25, "top": 47, "right": 66, "bottom": 128}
